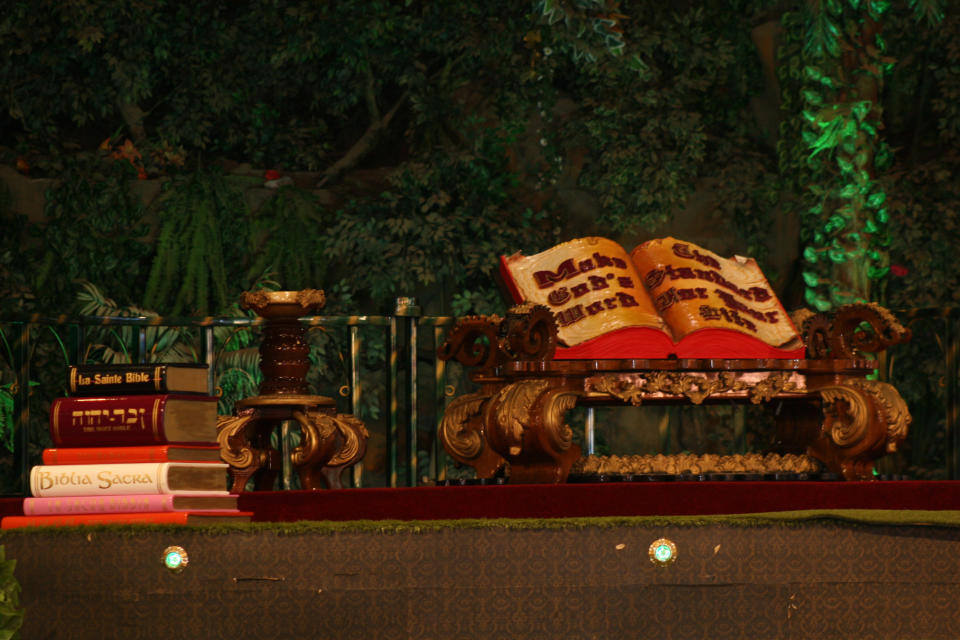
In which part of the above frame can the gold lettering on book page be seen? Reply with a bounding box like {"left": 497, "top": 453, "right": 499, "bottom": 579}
{"left": 503, "top": 237, "right": 667, "bottom": 347}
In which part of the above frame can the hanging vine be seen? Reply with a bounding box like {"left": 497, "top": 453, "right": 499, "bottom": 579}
{"left": 778, "top": 1, "right": 892, "bottom": 311}
{"left": 779, "top": 0, "right": 944, "bottom": 312}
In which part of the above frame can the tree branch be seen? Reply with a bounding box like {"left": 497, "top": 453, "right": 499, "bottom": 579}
{"left": 363, "top": 48, "right": 381, "bottom": 123}
{"left": 317, "top": 91, "right": 408, "bottom": 187}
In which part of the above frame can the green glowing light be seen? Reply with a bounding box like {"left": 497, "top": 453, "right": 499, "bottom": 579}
{"left": 162, "top": 546, "right": 188, "bottom": 573}
{"left": 654, "top": 544, "right": 673, "bottom": 562}
{"left": 649, "top": 538, "right": 678, "bottom": 566}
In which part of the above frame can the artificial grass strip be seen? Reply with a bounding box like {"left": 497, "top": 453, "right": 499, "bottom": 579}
{"left": 741, "top": 508, "right": 960, "bottom": 527}
{"left": 3, "top": 509, "right": 960, "bottom": 537}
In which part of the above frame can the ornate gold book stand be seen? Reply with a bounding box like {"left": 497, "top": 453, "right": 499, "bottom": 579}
{"left": 217, "top": 290, "right": 368, "bottom": 492}
{"left": 438, "top": 303, "right": 912, "bottom": 483}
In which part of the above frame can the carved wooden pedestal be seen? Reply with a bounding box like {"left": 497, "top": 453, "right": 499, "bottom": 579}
{"left": 217, "top": 394, "right": 367, "bottom": 492}
{"left": 438, "top": 303, "right": 912, "bottom": 483}
{"left": 217, "top": 290, "right": 368, "bottom": 491}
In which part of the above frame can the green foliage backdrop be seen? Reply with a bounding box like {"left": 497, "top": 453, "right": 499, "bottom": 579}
{"left": 0, "top": 0, "right": 958, "bottom": 478}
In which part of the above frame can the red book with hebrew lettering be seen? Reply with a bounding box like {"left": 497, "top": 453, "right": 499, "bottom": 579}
{"left": 499, "top": 236, "right": 804, "bottom": 360}
{"left": 48, "top": 394, "right": 219, "bottom": 447}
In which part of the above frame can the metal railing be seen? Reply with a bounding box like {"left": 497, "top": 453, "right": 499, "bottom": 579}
{"left": 0, "top": 300, "right": 460, "bottom": 495}
{"left": 1, "top": 304, "right": 959, "bottom": 494}
{"left": 886, "top": 306, "right": 960, "bottom": 479}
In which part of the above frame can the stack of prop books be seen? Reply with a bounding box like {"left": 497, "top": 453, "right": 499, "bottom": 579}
{"left": 1, "top": 363, "right": 252, "bottom": 529}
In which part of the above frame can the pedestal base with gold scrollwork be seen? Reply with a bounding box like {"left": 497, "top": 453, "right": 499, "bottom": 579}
{"left": 437, "top": 303, "right": 912, "bottom": 483}
{"left": 217, "top": 394, "right": 368, "bottom": 492}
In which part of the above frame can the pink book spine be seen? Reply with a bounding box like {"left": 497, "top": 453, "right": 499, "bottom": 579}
{"left": 22, "top": 493, "right": 231, "bottom": 515}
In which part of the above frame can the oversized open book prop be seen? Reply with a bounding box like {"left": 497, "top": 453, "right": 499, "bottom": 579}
{"left": 499, "top": 237, "right": 804, "bottom": 359}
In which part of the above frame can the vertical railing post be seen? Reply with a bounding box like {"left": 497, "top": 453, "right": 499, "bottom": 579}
{"left": 279, "top": 420, "right": 292, "bottom": 490}
{"left": 14, "top": 322, "right": 31, "bottom": 495}
{"left": 67, "top": 322, "right": 83, "bottom": 365}
{"left": 432, "top": 323, "right": 449, "bottom": 483}
{"left": 202, "top": 325, "right": 216, "bottom": 396}
{"left": 394, "top": 297, "right": 421, "bottom": 487}
{"left": 387, "top": 314, "right": 399, "bottom": 488}
{"left": 585, "top": 407, "right": 596, "bottom": 456}
{"left": 946, "top": 311, "right": 959, "bottom": 479}
{"left": 349, "top": 323, "right": 363, "bottom": 487}
{"left": 137, "top": 326, "right": 147, "bottom": 364}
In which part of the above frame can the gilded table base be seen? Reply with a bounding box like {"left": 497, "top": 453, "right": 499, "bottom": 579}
{"left": 217, "top": 394, "right": 368, "bottom": 492}
{"left": 439, "top": 371, "right": 910, "bottom": 483}
{"left": 437, "top": 302, "right": 913, "bottom": 484}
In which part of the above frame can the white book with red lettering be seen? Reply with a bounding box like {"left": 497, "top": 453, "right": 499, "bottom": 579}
{"left": 29, "top": 462, "right": 230, "bottom": 497}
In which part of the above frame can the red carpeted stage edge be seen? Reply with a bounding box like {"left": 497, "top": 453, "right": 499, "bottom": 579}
{"left": 5, "top": 480, "right": 951, "bottom": 521}
{"left": 238, "top": 480, "right": 960, "bottom": 521}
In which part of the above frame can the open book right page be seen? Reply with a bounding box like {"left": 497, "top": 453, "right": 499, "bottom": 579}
{"left": 629, "top": 237, "right": 805, "bottom": 359}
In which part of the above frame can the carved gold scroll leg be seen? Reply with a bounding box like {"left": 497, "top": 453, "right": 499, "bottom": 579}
{"left": 809, "top": 379, "right": 911, "bottom": 480}
{"left": 320, "top": 414, "right": 370, "bottom": 489}
{"left": 217, "top": 412, "right": 282, "bottom": 493}
{"left": 536, "top": 387, "right": 583, "bottom": 483}
{"left": 485, "top": 380, "right": 582, "bottom": 484}
{"left": 290, "top": 410, "right": 342, "bottom": 490}
{"left": 486, "top": 380, "right": 550, "bottom": 458}
{"left": 438, "top": 392, "right": 504, "bottom": 479}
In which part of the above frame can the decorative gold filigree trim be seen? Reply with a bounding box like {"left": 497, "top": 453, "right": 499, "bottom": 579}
{"left": 846, "top": 379, "right": 911, "bottom": 452}
{"left": 326, "top": 414, "right": 370, "bottom": 466}
{"left": 240, "top": 289, "right": 326, "bottom": 313}
{"left": 743, "top": 371, "right": 801, "bottom": 403}
{"left": 289, "top": 410, "right": 339, "bottom": 466}
{"left": 502, "top": 304, "right": 558, "bottom": 361}
{"left": 436, "top": 317, "right": 501, "bottom": 368}
{"left": 493, "top": 380, "right": 551, "bottom": 455}
{"left": 216, "top": 413, "right": 259, "bottom": 468}
{"left": 588, "top": 371, "right": 799, "bottom": 406}
{"left": 438, "top": 393, "right": 489, "bottom": 460}
{"left": 819, "top": 384, "right": 870, "bottom": 447}
{"left": 541, "top": 388, "right": 578, "bottom": 452}
{"left": 818, "top": 378, "right": 911, "bottom": 454}
{"left": 831, "top": 302, "right": 912, "bottom": 358}
{"left": 573, "top": 452, "right": 821, "bottom": 475}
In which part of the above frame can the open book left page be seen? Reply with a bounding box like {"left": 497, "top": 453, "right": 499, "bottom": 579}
{"left": 499, "top": 236, "right": 676, "bottom": 358}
